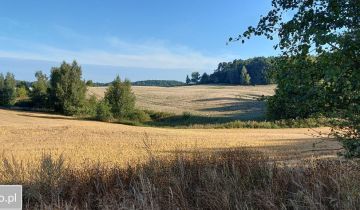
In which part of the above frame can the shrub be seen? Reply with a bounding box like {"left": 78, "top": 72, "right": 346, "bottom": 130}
{"left": 144, "top": 110, "right": 174, "bottom": 121}
{"left": 127, "top": 109, "right": 150, "bottom": 122}
{"left": 96, "top": 100, "right": 113, "bottom": 122}
{"left": 76, "top": 95, "right": 98, "bottom": 117}
{"left": 182, "top": 111, "right": 192, "bottom": 120}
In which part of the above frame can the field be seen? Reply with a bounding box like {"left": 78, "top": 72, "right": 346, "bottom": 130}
{"left": 0, "top": 108, "right": 340, "bottom": 167}
{"left": 88, "top": 85, "right": 276, "bottom": 120}
{"left": 0, "top": 85, "right": 352, "bottom": 209}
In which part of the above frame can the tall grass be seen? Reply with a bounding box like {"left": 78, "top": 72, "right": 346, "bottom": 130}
{"left": 1, "top": 149, "right": 359, "bottom": 209}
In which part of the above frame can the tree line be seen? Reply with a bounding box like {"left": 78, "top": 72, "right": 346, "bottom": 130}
{"left": 132, "top": 80, "right": 185, "bottom": 87}
{"left": 0, "top": 61, "right": 148, "bottom": 122}
{"left": 186, "top": 57, "right": 275, "bottom": 85}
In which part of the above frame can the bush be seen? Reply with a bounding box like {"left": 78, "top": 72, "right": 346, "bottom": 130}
{"left": 144, "top": 110, "right": 174, "bottom": 121}
{"left": 76, "top": 95, "right": 98, "bottom": 117}
{"left": 182, "top": 111, "right": 192, "bottom": 120}
{"left": 96, "top": 100, "right": 113, "bottom": 122}
{"left": 127, "top": 109, "right": 150, "bottom": 122}
{"left": 105, "top": 76, "right": 136, "bottom": 120}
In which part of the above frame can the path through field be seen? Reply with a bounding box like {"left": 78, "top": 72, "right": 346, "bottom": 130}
{"left": 0, "top": 109, "right": 341, "bottom": 167}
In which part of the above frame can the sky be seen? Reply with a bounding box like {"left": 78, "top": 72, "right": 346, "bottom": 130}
{"left": 0, "top": 0, "right": 278, "bottom": 82}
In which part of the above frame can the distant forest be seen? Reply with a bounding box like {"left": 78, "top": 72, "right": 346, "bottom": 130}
{"left": 187, "top": 57, "right": 276, "bottom": 85}
{"left": 132, "top": 80, "right": 185, "bottom": 87}
{"left": 86, "top": 80, "right": 184, "bottom": 87}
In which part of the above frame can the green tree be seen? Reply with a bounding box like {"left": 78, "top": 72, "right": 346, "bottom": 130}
{"left": 86, "top": 80, "right": 94, "bottom": 87}
{"left": 232, "top": 0, "right": 360, "bottom": 157}
{"left": 96, "top": 100, "right": 113, "bottom": 122}
{"left": 199, "top": 72, "right": 210, "bottom": 84}
{"left": 191, "top": 72, "right": 200, "bottom": 83}
{"left": 31, "top": 71, "right": 49, "bottom": 108}
{"left": 49, "top": 61, "right": 87, "bottom": 115}
{"left": 0, "top": 73, "right": 4, "bottom": 105}
{"left": 104, "top": 76, "right": 136, "bottom": 120}
{"left": 1, "top": 73, "right": 17, "bottom": 106}
{"left": 186, "top": 75, "right": 191, "bottom": 84}
{"left": 240, "top": 66, "right": 251, "bottom": 85}
{"left": 16, "top": 86, "right": 28, "bottom": 99}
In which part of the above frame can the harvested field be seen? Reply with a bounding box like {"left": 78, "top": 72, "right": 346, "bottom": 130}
{"left": 88, "top": 85, "right": 276, "bottom": 120}
{"left": 0, "top": 109, "right": 340, "bottom": 167}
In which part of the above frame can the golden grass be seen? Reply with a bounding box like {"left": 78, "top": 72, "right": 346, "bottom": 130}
{"left": 0, "top": 109, "right": 340, "bottom": 167}
{"left": 88, "top": 85, "right": 276, "bottom": 120}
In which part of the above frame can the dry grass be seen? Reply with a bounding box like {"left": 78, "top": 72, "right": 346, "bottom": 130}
{"left": 1, "top": 149, "right": 359, "bottom": 209}
{"left": 0, "top": 109, "right": 340, "bottom": 167}
{"left": 88, "top": 85, "right": 276, "bottom": 120}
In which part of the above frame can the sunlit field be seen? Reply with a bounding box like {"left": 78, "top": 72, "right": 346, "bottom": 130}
{"left": 88, "top": 85, "right": 276, "bottom": 120}
{"left": 0, "top": 108, "right": 340, "bottom": 168}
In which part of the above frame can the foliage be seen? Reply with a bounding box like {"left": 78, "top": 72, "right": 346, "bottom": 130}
{"left": 240, "top": 66, "right": 251, "bottom": 85}
{"left": 233, "top": 0, "right": 360, "bottom": 157}
{"left": 191, "top": 72, "right": 200, "bottom": 83}
{"left": 85, "top": 80, "right": 94, "bottom": 87}
{"left": 49, "top": 61, "right": 87, "bottom": 115}
{"left": 204, "top": 57, "right": 274, "bottom": 85}
{"left": 30, "top": 71, "right": 50, "bottom": 108}
{"left": 0, "top": 72, "right": 17, "bottom": 106}
{"left": 16, "top": 86, "right": 28, "bottom": 99}
{"left": 126, "top": 109, "right": 150, "bottom": 122}
{"left": 104, "top": 76, "right": 136, "bottom": 120}
{"left": 0, "top": 74, "right": 4, "bottom": 103}
{"left": 132, "top": 80, "right": 185, "bottom": 87}
{"left": 185, "top": 75, "right": 191, "bottom": 84}
{"left": 267, "top": 56, "right": 328, "bottom": 119}
{"left": 76, "top": 95, "right": 98, "bottom": 117}
{"left": 199, "top": 72, "right": 210, "bottom": 84}
{"left": 95, "top": 100, "right": 113, "bottom": 122}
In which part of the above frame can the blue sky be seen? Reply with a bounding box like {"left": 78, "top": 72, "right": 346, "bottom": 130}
{"left": 0, "top": 0, "right": 278, "bottom": 82}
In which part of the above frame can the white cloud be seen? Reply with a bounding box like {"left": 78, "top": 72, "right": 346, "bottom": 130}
{"left": 0, "top": 34, "right": 237, "bottom": 71}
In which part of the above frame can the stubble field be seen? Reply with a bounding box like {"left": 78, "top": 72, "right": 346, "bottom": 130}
{"left": 0, "top": 107, "right": 339, "bottom": 167}
{"left": 88, "top": 85, "right": 276, "bottom": 120}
